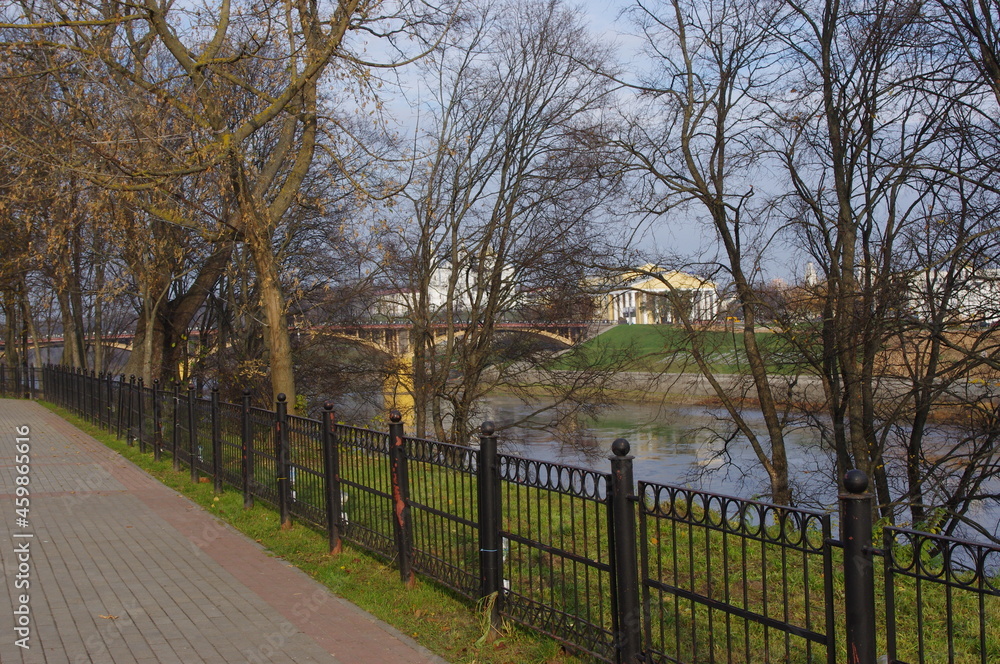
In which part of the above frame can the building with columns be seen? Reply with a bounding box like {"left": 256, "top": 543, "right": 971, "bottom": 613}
{"left": 598, "top": 266, "right": 720, "bottom": 324}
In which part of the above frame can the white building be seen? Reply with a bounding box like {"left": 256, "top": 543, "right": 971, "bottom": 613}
{"left": 906, "top": 267, "right": 1000, "bottom": 325}
{"left": 373, "top": 254, "right": 517, "bottom": 319}
{"left": 598, "top": 266, "right": 720, "bottom": 324}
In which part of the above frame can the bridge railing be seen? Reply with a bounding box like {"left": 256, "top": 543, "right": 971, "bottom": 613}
{"left": 35, "top": 363, "right": 1000, "bottom": 664}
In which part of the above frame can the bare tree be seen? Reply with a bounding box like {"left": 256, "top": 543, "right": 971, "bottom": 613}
{"left": 615, "top": 0, "right": 796, "bottom": 503}
{"left": 4, "top": 0, "right": 448, "bottom": 411}
{"left": 391, "top": 0, "right": 621, "bottom": 442}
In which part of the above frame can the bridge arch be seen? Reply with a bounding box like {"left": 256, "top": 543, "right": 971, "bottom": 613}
{"left": 427, "top": 327, "right": 577, "bottom": 352}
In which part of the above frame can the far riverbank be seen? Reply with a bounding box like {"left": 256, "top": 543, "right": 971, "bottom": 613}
{"left": 504, "top": 369, "right": 989, "bottom": 426}
{"left": 507, "top": 369, "right": 827, "bottom": 406}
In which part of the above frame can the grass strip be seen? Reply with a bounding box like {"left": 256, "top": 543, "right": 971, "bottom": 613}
{"left": 40, "top": 401, "right": 583, "bottom": 664}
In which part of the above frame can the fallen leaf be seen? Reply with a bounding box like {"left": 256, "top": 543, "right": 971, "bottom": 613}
{"left": 99, "top": 615, "right": 118, "bottom": 620}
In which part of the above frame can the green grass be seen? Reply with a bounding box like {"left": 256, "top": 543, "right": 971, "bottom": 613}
{"left": 552, "top": 324, "right": 800, "bottom": 375}
{"left": 40, "top": 401, "right": 584, "bottom": 664}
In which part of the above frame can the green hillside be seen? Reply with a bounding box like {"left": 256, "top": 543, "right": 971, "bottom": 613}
{"left": 554, "top": 324, "right": 796, "bottom": 374}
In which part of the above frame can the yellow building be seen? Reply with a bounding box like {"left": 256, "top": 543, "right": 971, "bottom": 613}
{"left": 599, "top": 266, "right": 719, "bottom": 324}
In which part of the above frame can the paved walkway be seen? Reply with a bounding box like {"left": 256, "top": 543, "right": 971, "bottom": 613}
{"left": 0, "top": 400, "right": 448, "bottom": 664}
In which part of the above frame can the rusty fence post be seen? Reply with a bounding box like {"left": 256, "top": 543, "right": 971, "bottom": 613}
{"left": 322, "top": 402, "right": 343, "bottom": 554}
{"left": 275, "top": 394, "right": 292, "bottom": 529}
{"left": 211, "top": 387, "right": 222, "bottom": 493}
{"left": 152, "top": 379, "right": 163, "bottom": 462}
{"left": 241, "top": 389, "right": 254, "bottom": 509}
{"left": 388, "top": 409, "right": 414, "bottom": 586}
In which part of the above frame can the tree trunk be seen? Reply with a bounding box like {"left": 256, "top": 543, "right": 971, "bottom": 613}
{"left": 55, "top": 288, "right": 81, "bottom": 369}
{"left": 123, "top": 242, "right": 233, "bottom": 382}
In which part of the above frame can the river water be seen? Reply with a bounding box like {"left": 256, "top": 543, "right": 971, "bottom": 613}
{"left": 476, "top": 395, "right": 1000, "bottom": 541}
{"left": 479, "top": 394, "right": 836, "bottom": 506}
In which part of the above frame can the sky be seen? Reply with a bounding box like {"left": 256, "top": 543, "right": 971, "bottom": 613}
{"left": 369, "top": 0, "right": 803, "bottom": 284}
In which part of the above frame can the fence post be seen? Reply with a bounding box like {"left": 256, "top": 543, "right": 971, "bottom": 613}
{"left": 241, "top": 389, "right": 254, "bottom": 509}
{"left": 172, "top": 382, "right": 180, "bottom": 471}
{"left": 91, "top": 371, "right": 98, "bottom": 423}
{"left": 321, "top": 402, "right": 342, "bottom": 554}
{"left": 842, "top": 469, "right": 877, "bottom": 664}
{"left": 126, "top": 375, "right": 136, "bottom": 445}
{"left": 137, "top": 378, "right": 146, "bottom": 452}
{"left": 91, "top": 370, "right": 98, "bottom": 422}
{"left": 94, "top": 372, "right": 102, "bottom": 427}
{"left": 610, "top": 438, "right": 642, "bottom": 664}
{"left": 388, "top": 409, "right": 415, "bottom": 587}
{"left": 188, "top": 383, "right": 199, "bottom": 483}
{"left": 82, "top": 368, "right": 88, "bottom": 417}
{"left": 116, "top": 374, "right": 126, "bottom": 439}
{"left": 104, "top": 372, "right": 112, "bottom": 428}
{"left": 152, "top": 379, "right": 163, "bottom": 462}
{"left": 275, "top": 393, "right": 292, "bottom": 529}
{"left": 22, "top": 362, "right": 29, "bottom": 399}
{"left": 211, "top": 387, "right": 222, "bottom": 493}
{"left": 94, "top": 371, "right": 100, "bottom": 423}
{"left": 477, "top": 421, "right": 503, "bottom": 632}
{"left": 82, "top": 370, "right": 89, "bottom": 421}
{"left": 28, "top": 364, "right": 35, "bottom": 400}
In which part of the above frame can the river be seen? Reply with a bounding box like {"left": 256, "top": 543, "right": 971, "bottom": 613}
{"left": 475, "top": 394, "right": 1000, "bottom": 539}
{"left": 479, "top": 394, "right": 833, "bottom": 504}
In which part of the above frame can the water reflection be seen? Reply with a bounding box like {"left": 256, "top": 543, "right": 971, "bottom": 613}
{"left": 481, "top": 395, "right": 1000, "bottom": 539}
{"left": 481, "top": 394, "right": 825, "bottom": 500}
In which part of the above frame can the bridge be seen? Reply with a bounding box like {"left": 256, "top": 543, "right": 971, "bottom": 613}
{"left": 0, "top": 333, "right": 136, "bottom": 351}
{"left": 1, "top": 321, "right": 613, "bottom": 360}
{"left": 305, "top": 320, "right": 607, "bottom": 356}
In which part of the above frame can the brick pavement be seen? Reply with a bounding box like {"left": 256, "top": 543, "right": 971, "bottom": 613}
{"left": 0, "top": 399, "right": 448, "bottom": 664}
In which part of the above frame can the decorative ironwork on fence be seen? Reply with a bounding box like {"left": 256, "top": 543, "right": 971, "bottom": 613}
{"left": 637, "top": 481, "right": 835, "bottom": 663}
{"left": 883, "top": 527, "right": 1000, "bottom": 664}
{"left": 21, "top": 364, "right": 1000, "bottom": 663}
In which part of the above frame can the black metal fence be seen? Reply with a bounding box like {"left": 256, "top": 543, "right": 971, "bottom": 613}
{"left": 21, "top": 364, "right": 1000, "bottom": 663}
{"left": 0, "top": 362, "right": 36, "bottom": 399}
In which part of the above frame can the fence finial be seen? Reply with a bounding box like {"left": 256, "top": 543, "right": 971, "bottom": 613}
{"left": 844, "top": 468, "right": 868, "bottom": 494}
